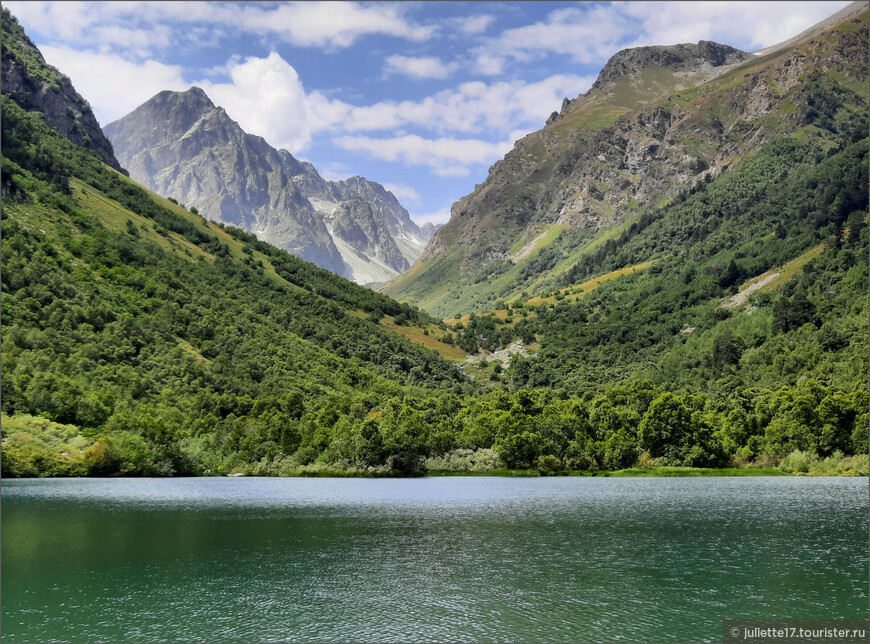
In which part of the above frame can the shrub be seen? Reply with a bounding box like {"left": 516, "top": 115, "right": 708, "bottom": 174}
{"left": 537, "top": 454, "right": 563, "bottom": 472}
{"left": 424, "top": 448, "right": 502, "bottom": 472}
{"left": 779, "top": 449, "right": 819, "bottom": 473}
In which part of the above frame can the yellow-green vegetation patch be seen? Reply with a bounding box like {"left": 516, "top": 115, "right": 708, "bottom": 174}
{"left": 526, "top": 261, "right": 653, "bottom": 306}
{"left": 379, "top": 317, "right": 468, "bottom": 361}
{"left": 3, "top": 201, "right": 74, "bottom": 244}
{"left": 836, "top": 19, "right": 863, "bottom": 33}
{"left": 824, "top": 70, "right": 868, "bottom": 97}
{"left": 778, "top": 450, "right": 868, "bottom": 476}
{"left": 70, "top": 178, "right": 212, "bottom": 261}
{"left": 757, "top": 243, "right": 825, "bottom": 292}
{"left": 725, "top": 243, "right": 826, "bottom": 309}
{"left": 177, "top": 338, "right": 210, "bottom": 362}
{"left": 511, "top": 214, "right": 645, "bottom": 297}
{"left": 509, "top": 232, "right": 533, "bottom": 254}
{"left": 1, "top": 413, "right": 93, "bottom": 477}
{"left": 512, "top": 224, "right": 566, "bottom": 259}
{"left": 551, "top": 101, "right": 628, "bottom": 133}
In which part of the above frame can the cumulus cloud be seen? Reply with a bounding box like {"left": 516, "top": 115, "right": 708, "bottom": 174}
{"left": 38, "top": 45, "right": 187, "bottom": 125}
{"left": 197, "top": 52, "right": 312, "bottom": 152}
{"left": 383, "top": 55, "right": 457, "bottom": 80}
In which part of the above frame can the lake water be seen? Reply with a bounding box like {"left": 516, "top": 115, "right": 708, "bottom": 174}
{"left": 1, "top": 476, "right": 867, "bottom": 643}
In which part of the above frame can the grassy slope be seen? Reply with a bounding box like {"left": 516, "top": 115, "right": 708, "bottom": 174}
{"left": 1, "top": 90, "right": 479, "bottom": 470}
{"left": 71, "top": 169, "right": 479, "bottom": 363}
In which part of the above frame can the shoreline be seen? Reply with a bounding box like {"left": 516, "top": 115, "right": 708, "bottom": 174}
{"left": 16, "top": 466, "right": 849, "bottom": 479}
{"left": 7, "top": 465, "right": 868, "bottom": 480}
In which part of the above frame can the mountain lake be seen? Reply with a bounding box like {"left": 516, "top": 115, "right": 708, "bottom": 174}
{"left": 1, "top": 476, "right": 867, "bottom": 643}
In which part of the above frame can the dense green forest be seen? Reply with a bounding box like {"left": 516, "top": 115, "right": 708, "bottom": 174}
{"left": 2, "top": 91, "right": 866, "bottom": 477}
{"left": 1, "top": 9, "right": 867, "bottom": 478}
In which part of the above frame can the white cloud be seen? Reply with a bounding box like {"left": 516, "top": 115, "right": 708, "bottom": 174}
{"left": 336, "top": 134, "right": 516, "bottom": 176}
{"left": 5, "top": 1, "right": 436, "bottom": 55}
{"left": 476, "top": 1, "right": 853, "bottom": 67}
{"left": 382, "top": 183, "right": 422, "bottom": 205}
{"left": 318, "top": 162, "right": 354, "bottom": 182}
{"left": 383, "top": 55, "right": 457, "bottom": 80}
{"left": 454, "top": 14, "right": 496, "bottom": 36}
{"left": 309, "top": 74, "right": 595, "bottom": 136}
{"left": 197, "top": 52, "right": 312, "bottom": 152}
{"left": 38, "top": 45, "right": 187, "bottom": 125}
{"left": 230, "top": 1, "right": 436, "bottom": 48}
{"left": 483, "top": 5, "right": 635, "bottom": 65}
{"left": 410, "top": 207, "right": 452, "bottom": 226}
{"left": 473, "top": 53, "right": 507, "bottom": 76}
{"left": 91, "top": 24, "right": 173, "bottom": 55}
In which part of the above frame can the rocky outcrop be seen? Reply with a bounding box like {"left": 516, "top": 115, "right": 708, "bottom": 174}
{"left": 105, "top": 88, "right": 428, "bottom": 283}
{"left": 589, "top": 41, "right": 752, "bottom": 93}
{"left": 1, "top": 8, "right": 123, "bottom": 172}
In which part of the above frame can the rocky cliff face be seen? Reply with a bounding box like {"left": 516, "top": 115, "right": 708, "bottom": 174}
{"left": 105, "top": 88, "right": 427, "bottom": 284}
{"left": 1, "top": 8, "right": 123, "bottom": 172}
{"left": 386, "top": 3, "right": 868, "bottom": 314}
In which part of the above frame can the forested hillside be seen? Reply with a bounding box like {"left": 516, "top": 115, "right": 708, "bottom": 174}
{"left": 1, "top": 6, "right": 867, "bottom": 478}
{"left": 0, "top": 91, "right": 471, "bottom": 475}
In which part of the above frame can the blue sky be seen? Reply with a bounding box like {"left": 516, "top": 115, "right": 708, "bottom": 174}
{"left": 7, "top": 1, "right": 850, "bottom": 224}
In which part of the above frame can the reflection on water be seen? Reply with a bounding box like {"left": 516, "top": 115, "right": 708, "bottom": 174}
{"left": 2, "top": 477, "right": 867, "bottom": 643}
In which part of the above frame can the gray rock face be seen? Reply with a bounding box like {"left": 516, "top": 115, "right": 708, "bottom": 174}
{"left": 105, "top": 88, "right": 427, "bottom": 283}
{"left": 1, "top": 8, "right": 123, "bottom": 172}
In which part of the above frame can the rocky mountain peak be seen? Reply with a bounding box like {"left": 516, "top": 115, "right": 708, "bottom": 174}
{"left": 105, "top": 87, "right": 429, "bottom": 285}
{"left": 589, "top": 41, "right": 752, "bottom": 93}
{"left": 420, "top": 222, "right": 441, "bottom": 241}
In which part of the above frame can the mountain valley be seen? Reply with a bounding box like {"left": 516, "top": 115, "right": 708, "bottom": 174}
{"left": 1, "top": 3, "right": 867, "bottom": 479}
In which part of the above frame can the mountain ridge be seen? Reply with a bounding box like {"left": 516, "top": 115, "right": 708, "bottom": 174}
{"left": 0, "top": 7, "right": 123, "bottom": 172}
{"left": 384, "top": 2, "right": 869, "bottom": 317}
{"left": 104, "top": 88, "right": 429, "bottom": 284}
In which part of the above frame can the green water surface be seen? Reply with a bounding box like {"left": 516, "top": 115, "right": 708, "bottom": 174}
{"left": 1, "top": 477, "right": 867, "bottom": 643}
